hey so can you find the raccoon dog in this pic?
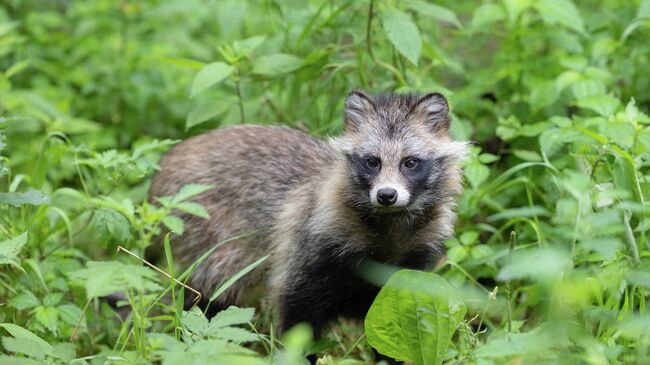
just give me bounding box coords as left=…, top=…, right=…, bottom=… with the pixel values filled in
left=150, top=91, right=467, bottom=341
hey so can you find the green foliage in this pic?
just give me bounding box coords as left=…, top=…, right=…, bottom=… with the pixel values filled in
left=365, top=270, right=466, bottom=365
left=2, top=0, right=650, bottom=364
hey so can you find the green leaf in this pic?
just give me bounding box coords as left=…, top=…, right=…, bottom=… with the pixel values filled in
left=174, top=202, right=210, bottom=219
left=382, top=8, right=422, bottom=65
left=252, top=53, right=303, bottom=76
left=69, top=261, right=161, bottom=299
left=497, top=248, right=571, bottom=282
left=470, top=3, right=506, bottom=30
left=365, top=270, right=466, bottom=365
left=210, top=255, right=270, bottom=302
left=33, top=306, right=59, bottom=335
left=209, top=307, right=255, bottom=329
left=233, top=35, right=266, bottom=56
left=162, top=215, right=185, bottom=235
left=512, top=149, right=542, bottom=162
left=9, top=291, right=39, bottom=310
left=0, top=232, right=27, bottom=268
left=0, top=323, right=53, bottom=356
left=410, top=1, right=462, bottom=28
left=576, top=94, right=621, bottom=117
left=186, top=101, right=229, bottom=130
left=190, top=62, right=234, bottom=98
left=0, top=189, right=50, bottom=207
left=1, top=337, right=47, bottom=359
left=465, top=161, right=490, bottom=189
left=171, top=184, right=215, bottom=204
left=602, top=122, right=635, bottom=149
left=534, top=0, right=585, bottom=34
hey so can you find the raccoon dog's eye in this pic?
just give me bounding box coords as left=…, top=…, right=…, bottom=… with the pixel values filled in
left=404, top=158, right=419, bottom=169
left=366, top=157, right=380, bottom=169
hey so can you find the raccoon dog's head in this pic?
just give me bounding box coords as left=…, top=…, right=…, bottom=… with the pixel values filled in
left=332, top=91, right=467, bottom=214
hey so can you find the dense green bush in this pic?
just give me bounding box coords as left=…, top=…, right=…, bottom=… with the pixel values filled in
left=2, top=0, right=650, bottom=363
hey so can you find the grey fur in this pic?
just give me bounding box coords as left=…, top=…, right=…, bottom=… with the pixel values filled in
left=149, top=91, right=468, bottom=330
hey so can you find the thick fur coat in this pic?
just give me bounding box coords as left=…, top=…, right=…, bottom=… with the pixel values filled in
left=149, top=91, right=467, bottom=337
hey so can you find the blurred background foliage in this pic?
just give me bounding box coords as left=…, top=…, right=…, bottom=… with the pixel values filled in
left=2, top=0, right=650, bottom=364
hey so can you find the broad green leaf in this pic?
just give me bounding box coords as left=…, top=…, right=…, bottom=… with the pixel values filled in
left=464, top=161, right=490, bottom=188
left=0, top=189, right=50, bottom=207
left=410, top=1, right=462, bottom=28
left=382, top=8, right=422, bottom=65
left=252, top=53, right=303, bottom=76
left=576, top=94, right=620, bottom=117
left=0, top=323, right=52, bottom=356
left=69, top=261, right=161, bottom=299
left=534, top=0, right=585, bottom=34
left=209, top=307, right=255, bottom=329
left=602, top=122, right=635, bottom=149
left=1, top=337, right=47, bottom=359
left=186, top=101, right=229, bottom=130
left=190, top=62, right=234, bottom=98
left=476, top=327, right=564, bottom=359
left=365, top=270, right=466, bottom=365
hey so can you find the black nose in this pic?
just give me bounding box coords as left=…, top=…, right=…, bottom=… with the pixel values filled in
left=377, top=188, right=398, bottom=206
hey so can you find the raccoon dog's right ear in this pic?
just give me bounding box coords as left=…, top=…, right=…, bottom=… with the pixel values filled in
left=344, top=91, right=375, bottom=133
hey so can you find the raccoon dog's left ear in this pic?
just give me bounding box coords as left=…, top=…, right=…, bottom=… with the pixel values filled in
left=411, top=92, right=450, bottom=135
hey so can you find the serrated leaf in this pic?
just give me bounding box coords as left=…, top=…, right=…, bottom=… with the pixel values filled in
left=365, top=270, right=466, bottom=365
left=0, top=189, right=50, bottom=207
left=252, top=53, right=303, bottom=76
left=602, top=122, right=635, bottom=149
left=69, top=261, right=161, bottom=299
left=210, top=307, right=255, bottom=329
left=209, top=327, right=259, bottom=343
left=534, top=0, right=585, bottom=34
left=171, top=184, right=215, bottom=204
left=174, top=202, right=210, bottom=219
left=0, top=232, right=27, bottom=265
left=163, top=215, right=185, bottom=235
left=33, top=306, right=59, bottom=335
left=190, top=62, right=234, bottom=98
left=382, top=8, right=421, bottom=65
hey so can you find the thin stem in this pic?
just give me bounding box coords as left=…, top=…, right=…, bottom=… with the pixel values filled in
left=235, top=78, right=245, bottom=124
left=366, top=0, right=375, bottom=60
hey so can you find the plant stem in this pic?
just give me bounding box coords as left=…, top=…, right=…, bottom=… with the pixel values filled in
left=366, top=0, right=375, bottom=60
left=235, top=78, right=246, bottom=124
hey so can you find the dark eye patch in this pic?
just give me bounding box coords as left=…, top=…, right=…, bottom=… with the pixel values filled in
left=347, top=153, right=380, bottom=189
left=401, top=156, right=446, bottom=197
